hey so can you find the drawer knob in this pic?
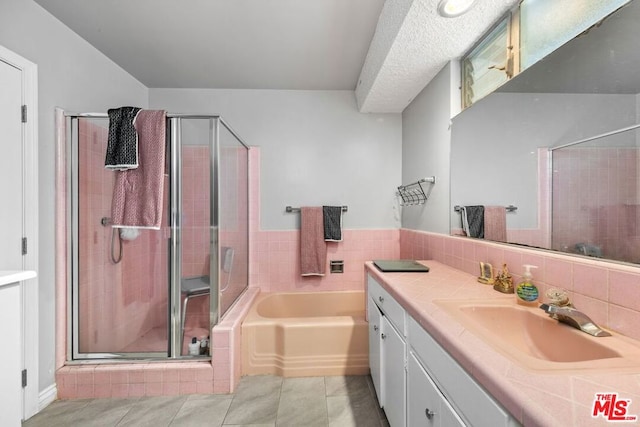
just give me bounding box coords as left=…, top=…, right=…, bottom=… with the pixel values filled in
left=378, top=296, right=384, bottom=303
left=425, top=408, right=436, bottom=419
left=381, top=333, right=386, bottom=340
left=373, top=325, right=378, bottom=331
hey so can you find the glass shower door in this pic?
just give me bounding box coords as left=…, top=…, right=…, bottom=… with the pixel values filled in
left=177, top=118, right=213, bottom=356
left=73, top=117, right=170, bottom=358
left=218, top=120, right=249, bottom=318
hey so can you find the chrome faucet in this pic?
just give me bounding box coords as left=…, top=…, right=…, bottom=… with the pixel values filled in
left=539, top=304, right=611, bottom=337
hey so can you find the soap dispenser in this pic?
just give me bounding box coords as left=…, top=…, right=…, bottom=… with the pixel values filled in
left=515, top=264, right=539, bottom=306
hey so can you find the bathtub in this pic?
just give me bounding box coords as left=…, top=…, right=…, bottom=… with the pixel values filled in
left=242, top=291, right=369, bottom=377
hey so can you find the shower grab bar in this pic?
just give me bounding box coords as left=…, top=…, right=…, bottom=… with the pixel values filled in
left=454, top=205, right=518, bottom=212
left=286, top=205, right=348, bottom=213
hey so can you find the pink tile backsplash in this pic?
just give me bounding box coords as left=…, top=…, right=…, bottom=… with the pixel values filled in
left=400, top=228, right=640, bottom=340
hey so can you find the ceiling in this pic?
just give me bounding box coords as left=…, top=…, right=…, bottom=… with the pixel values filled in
left=35, top=0, right=519, bottom=112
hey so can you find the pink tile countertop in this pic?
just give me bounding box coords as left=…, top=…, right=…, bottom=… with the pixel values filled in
left=365, top=261, right=640, bottom=427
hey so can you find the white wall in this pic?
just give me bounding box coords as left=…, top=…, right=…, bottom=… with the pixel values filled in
left=150, top=89, right=403, bottom=230
left=450, top=92, right=637, bottom=230
left=0, top=0, right=148, bottom=395
left=400, top=62, right=455, bottom=233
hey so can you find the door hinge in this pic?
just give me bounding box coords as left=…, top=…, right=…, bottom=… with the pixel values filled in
left=21, top=105, right=27, bottom=123
left=22, top=369, right=27, bottom=388
left=22, top=237, right=27, bottom=255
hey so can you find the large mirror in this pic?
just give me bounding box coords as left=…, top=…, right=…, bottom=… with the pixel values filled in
left=450, top=0, right=640, bottom=265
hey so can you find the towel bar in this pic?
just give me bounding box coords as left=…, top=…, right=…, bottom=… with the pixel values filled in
left=286, top=206, right=348, bottom=213
left=454, top=205, right=518, bottom=212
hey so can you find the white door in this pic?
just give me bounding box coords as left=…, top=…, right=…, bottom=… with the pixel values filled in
left=0, top=59, right=23, bottom=270
left=0, top=59, right=24, bottom=425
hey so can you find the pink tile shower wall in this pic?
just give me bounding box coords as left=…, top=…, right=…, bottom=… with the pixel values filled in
left=219, top=145, right=250, bottom=317
left=400, top=228, right=640, bottom=341
left=77, top=119, right=168, bottom=353
left=181, top=146, right=211, bottom=333
left=57, top=362, right=214, bottom=399
left=181, top=146, right=210, bottom=277
left=553, top=147, right=639, bottom=263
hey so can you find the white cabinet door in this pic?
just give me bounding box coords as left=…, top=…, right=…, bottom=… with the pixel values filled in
left=408, top=352, right=465, bottom=427
left=368, top=297, right=383, bottom=407
left=382, top=316, right=406, bottom=427
left=0, top=283, right=22, bottom=427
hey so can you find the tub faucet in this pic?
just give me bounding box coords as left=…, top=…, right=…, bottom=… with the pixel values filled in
left=539, top=304, right=611, bottom=337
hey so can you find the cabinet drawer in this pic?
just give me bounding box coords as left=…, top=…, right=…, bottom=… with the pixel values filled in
left=408, top=317, right=514, bottom=427
left=368, top=275, right=405, bottom=335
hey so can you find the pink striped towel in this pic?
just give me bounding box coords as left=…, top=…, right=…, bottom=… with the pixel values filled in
left=300, top=207, right=326, bottom=276
left=484, top=205, right=507, bottom=242
left=111, top=110, right=166, bottom=229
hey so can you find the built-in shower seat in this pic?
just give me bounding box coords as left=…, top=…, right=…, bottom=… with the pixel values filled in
left=180, top=275, right=210, bottom=353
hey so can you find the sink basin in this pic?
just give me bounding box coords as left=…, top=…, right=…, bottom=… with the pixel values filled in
left=435, top=298, right=640, bottom=372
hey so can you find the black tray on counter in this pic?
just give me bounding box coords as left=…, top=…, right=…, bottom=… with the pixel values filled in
left=373, top=260, right=429, bottom=273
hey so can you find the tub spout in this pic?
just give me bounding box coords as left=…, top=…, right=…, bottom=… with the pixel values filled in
left=539, top=304, right=611, bottom=337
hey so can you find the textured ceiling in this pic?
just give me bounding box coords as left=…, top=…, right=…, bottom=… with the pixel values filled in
left=356, top=0, right=520, bottom=112
left=34, top=0, right=520, bottom=113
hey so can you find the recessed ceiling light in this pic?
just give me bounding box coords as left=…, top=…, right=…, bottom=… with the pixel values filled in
left=437, top=0, right=476, bottom=17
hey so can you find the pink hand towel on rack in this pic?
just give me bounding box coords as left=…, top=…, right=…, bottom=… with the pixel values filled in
left=111, top=110, right=167, bottom=229
left=300, top=207, right=326, bottom=276
left=484, top=206, right=507, bottom=242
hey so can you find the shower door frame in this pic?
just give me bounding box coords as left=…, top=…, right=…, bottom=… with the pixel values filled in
left=66, top=113, right=249, bottom=361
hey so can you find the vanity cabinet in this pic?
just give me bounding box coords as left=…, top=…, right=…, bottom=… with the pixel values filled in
left=367, top=295, right=383, bottom=403
left=0, top=281, right=22, bottom=427
left=367, top=273, right=519, bottom=427
left=368, top=275, right=406, bottom=427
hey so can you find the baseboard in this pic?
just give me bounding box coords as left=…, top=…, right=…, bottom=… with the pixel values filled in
left=39, top=384, right=57, bottom=410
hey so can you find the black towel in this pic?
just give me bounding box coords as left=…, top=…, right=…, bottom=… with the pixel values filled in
left=323, top=206, right=343, bottom=241
left=105, top=106, right=141, bottom=170
left=461, top=205, right=484, bottom=238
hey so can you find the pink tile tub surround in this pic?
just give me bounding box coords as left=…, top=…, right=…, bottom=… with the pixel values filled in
left=400, top=228, right=640, bottom=341
left=247, top=147, right=399, bottom=292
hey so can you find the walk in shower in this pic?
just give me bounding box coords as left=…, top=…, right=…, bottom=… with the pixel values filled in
left=66, top=113, right=249, bottom=360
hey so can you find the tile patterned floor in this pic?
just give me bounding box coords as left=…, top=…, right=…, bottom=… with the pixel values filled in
left=23, top=375, right=388, bottom=427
